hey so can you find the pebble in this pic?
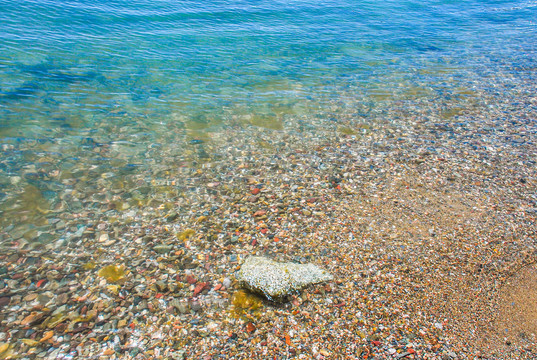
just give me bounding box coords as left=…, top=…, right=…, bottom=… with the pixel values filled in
left=153, top=245, right=173, bottom=254
left=0, top=297, right=10, bottom=308
left=190, top=301, right=201, bottom=312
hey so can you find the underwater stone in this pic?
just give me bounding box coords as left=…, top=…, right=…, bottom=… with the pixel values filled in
left=237, top=256, right=333, bottom=301
left=97, top=265, right=125, bottom=283
left=153, top=244, right=173, bottom=254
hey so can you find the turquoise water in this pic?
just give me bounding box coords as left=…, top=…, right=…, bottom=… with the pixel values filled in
left=1, top=0, right=535, bottom=133
left=0, top=0, right=536, bottom=232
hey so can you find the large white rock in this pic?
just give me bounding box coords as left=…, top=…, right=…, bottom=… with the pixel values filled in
left=237, top=256, right=333, bottom=301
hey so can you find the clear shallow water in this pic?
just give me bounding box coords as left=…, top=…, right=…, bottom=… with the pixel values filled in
left=0, top=0, right=536, bottom=233
left=1, top=0, right=535, bottom=132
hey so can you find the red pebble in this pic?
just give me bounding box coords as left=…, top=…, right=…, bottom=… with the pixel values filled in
left=246, top=322, right=256, bottom=333
left=371, top=341, right=381, bottom=346
left=251, top=188, right=260, bottom=195
left=193, top=282, right=207, bottom=296
left=260, top=228, right=268, bottom=234
left=253, top=210, right=266, bottom=217
left=186, top=275, right=197, bottom=284
left=214, top=283, right=222, bottom=291
left=36, top=279, right=47, bottom=288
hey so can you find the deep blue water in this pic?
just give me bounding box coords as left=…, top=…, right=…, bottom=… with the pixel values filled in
left=0, top=0, right=536, bottom=230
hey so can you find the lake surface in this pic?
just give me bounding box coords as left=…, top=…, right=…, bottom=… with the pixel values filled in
left=0, top=0, right=536, bottom=235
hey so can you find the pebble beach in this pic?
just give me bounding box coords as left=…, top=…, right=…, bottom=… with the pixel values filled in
left=1, top=1, right=537, bottom=359
left=1, top=70, right=536, bottom=359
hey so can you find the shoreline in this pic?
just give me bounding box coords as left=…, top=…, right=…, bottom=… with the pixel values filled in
left=1, top=88, right=536, bottom=359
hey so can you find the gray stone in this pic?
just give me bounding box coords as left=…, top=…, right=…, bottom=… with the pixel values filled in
left=236, top=256, right=333, bottom=301
left=190, top=301, right=201, bottom=312
left=37, top=232, right=55, bottom=243
left=137, top=300, right=148, bottom=311
left=37, top=294, right=51, bottom=305
left=170, top=299, right=189, bottom=314
left=153, top=245, right=173, bottom=254
left=166, top=212, right=179, bottom=222
left=153, top=281, right=167, bottom=292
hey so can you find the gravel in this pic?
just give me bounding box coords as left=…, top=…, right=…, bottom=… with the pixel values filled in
left=0, top=72, right=536, bottom=359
